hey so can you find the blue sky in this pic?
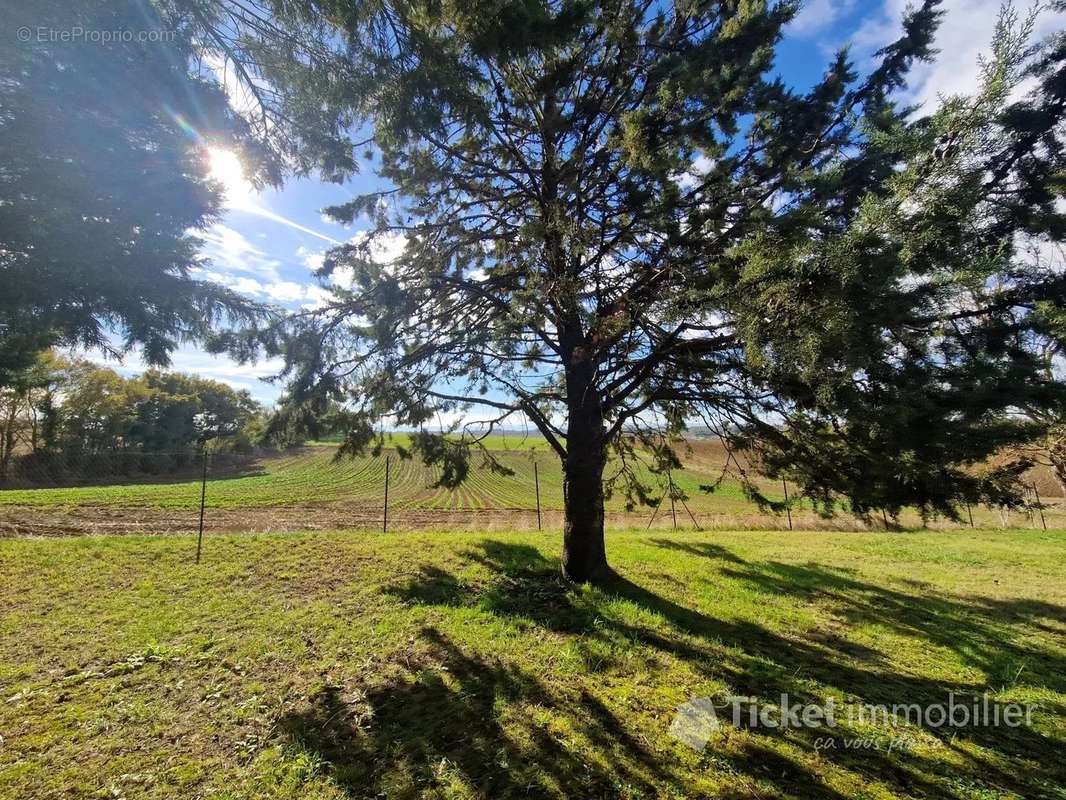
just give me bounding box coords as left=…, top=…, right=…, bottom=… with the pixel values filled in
left=90, top=0, right=1063, bottom=406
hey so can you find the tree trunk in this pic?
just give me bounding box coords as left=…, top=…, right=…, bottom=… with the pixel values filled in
left=561, top=357, right=609, bottom=583
left=0, top=404, right=17, bottom=483
left=546, top=121, right=609, bottom=581
left=562, top=443, right=608, bottom=583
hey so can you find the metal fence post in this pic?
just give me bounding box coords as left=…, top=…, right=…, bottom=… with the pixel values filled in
left=1032, top=483, right=1048, bottom=531
left=383, top=455, right=390, bottom=533
left=782, top=479, right=793, bottom=531
left=646, top=497, right=661, bottom=530
left=677, top=492, right=703, bottom=531
left=668, top=471, right=677, bottom=530
left=534, top=461, right=542, bottom=531
left=195, top=445, right=208, bottom=564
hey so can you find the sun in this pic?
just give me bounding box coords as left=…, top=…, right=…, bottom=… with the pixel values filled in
left=207, top=147, right=255, bottom=210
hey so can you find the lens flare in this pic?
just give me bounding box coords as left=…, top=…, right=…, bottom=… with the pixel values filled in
left=207, top=147, right=254, bottom=210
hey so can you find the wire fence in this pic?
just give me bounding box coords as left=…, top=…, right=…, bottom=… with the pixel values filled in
left=1, top=445, right=1064, bottom=545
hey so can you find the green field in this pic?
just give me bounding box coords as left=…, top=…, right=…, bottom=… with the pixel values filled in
left=3, top=441, right=1065, bottom=535
left=1, top=528, right=1064, bottom=799
left=0, top=444, right=760, bottom=513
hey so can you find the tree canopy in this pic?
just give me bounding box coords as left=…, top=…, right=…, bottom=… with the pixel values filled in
left=7, top=0, right=1061, bottom=579
left=0, top=0, right=268, bottom=387
left=202, top=0, right=1066, bottom=580
left=0, top=353, right=263, bottom=484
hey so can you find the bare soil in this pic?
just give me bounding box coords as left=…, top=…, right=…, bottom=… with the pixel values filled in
left=0, top=500, right=1019, bottom=537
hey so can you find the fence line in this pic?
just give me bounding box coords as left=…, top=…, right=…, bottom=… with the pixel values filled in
left=1, top=446, right=1064, bottom=541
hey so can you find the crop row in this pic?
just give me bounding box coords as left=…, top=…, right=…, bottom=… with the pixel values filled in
left=0, top=446, right=772, bottom=513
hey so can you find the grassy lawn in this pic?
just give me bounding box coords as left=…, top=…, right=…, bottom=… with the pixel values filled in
left=1, top=528, right=1064, bottom=799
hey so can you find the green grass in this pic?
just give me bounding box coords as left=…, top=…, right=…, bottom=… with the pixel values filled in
left=382, top=432, right=554, bottom=453
left=305, top=433, right=551, bottom=452
left=2, top=528, right=1064, bottom=799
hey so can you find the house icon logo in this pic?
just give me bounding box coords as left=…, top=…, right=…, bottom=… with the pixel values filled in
left=668, top=696, right=721, bottom=751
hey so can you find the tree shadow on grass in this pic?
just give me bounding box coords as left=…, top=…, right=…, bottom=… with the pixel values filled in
left=647, top=538, right=746, bottom=563
left=288, top=538, right=1066, bottom=799
left=278, top=626, right=690, bottom=798
left=717, top=559, right=1066, bottom=697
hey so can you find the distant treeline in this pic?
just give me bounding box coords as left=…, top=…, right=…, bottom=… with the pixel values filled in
left=0, top=353, right=267, bottom=484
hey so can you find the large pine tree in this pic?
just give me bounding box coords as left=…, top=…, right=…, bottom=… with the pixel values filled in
left=217, top=0, right=1065, bottom=581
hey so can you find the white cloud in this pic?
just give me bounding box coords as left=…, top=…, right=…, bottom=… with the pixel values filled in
left=297, top=232, right=407, bottom=294
left=199, top=224, right=282, bottom=281
left=264, top=281, right=306, bottom=302
left=194, top=268, right=266, bottom=297
left=850, top=1, right=1064, bottom=110
left=350, top=230, right=407, bottom=264
left=296, top=245, right=326, bottom=272
left=302, top=284, right=337, bottom=310
left=673, top=153, right=716, bottom=191
left=201, top=224, right=258, bottom=260
left=789, top=0, right=856, bottom=38
left=296, top=245, right=357, bottom=303
left=234, top=276, right=269, bottom=295
left=326, top=265, right=356, bottom=288
left=71, top=344, right=286, bottom=405
left=199, top=259, right=325, bottom=307
left=692, top=154, right=716, bottom=174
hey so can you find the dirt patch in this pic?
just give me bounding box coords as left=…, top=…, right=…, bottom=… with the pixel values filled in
left=0, top=504, right=628, bottom=536
left=0, top=501, right=967, bottom=537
